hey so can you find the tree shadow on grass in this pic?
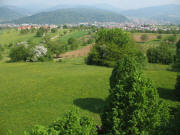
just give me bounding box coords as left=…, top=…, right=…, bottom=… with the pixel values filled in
left=73, top=98, right=105, bottom=114
left=158, top=87, right=177, bottom=101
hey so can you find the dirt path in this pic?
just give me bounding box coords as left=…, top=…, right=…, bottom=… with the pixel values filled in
left=60, top=45, right=92, bottom=58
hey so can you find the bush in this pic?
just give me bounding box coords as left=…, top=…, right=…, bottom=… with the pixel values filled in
left=0, top=44, right=4, bottom=60
left=9, top=43, right=52, bottom=62
left=141, top=34, right=148, bottom=42
left=9, top=45, right=30, bottom=62
left=26, top=108, right=97, bottom=135
left=165, top=35, right=177, bottom=44
left=157, top=35, right=162, bottom=40
left=101, top=56, right=170, bottom=135
left=86, top=28, right=143, bottom=67
left=175, top=74, right=180, bottom=101
left=175, top=40, right=180, bottom=68
left=147, top=43, right=175, bottom=64
left=0, top=53, right=2, bottom=60
left=68, top=37, right=79, bottom=50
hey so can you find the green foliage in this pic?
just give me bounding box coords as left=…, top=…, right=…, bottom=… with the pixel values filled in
left=0, top=44, right=4, bottom=60
left=165, top=35, right=177, bottom=44
left=9, top=45, right=30, bottom=62
left=51, top=28, right=57, bottom=33
left=68, top=37, right=76, bottom=45
left=20, top=29, right=29, bottom=34
left=175, top=40, right=180, bottom=67
left=101, top=56, right=170, bottom=135
left=46, top=41, right=67, bottom=56
left=86, top=28, right=141, bottom=67
left=157, top=35, right=162, bottom=40
left=68, top=37, right=79, bottom=50
left=141, top=34, right=148, bottom=42
left=26, top=108, right=97, bottom=135
left=147, top=42, right=175, bottom=64
left=36, top=27, right=46, bottom=37
left=10, top=8, right=128, bottom=24
left=175, top=74, right=180, bottom=101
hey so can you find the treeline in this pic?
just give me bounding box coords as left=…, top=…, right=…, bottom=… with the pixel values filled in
left=130, top=29, right=180, bottom=34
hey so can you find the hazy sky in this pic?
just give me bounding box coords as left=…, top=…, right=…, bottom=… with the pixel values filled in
left=0, top=0, right=180, bottom=9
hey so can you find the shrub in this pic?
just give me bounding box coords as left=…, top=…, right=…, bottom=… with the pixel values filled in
left=0, top=53, right=2, bottom=60
left=26, top=108, right=97, bottom=135
left=0, top=44, right=4, bottom=60
left=101, top=56, right=170, bottom=135
left=9, top=45, right=30, bottom=62
left=147, top=43, right=175, bottom=64
left=86, top=28, right=142, bottom=67
left=175, top=40, right=180, bottom=68
left=9, top=43, right=52, bottom=62
left=68, top=37, right=79, bottom=50
left=175, top=74, right=180, bottom=101
left=51, top=28, right=57, bottom=33
left=165, top=35, right=177, bottom=44
left=157, top=35, right=162, bottom=40
left=141, top=34, right=148, bottom=42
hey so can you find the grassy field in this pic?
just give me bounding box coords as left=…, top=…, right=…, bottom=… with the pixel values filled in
left=60, top=30, right=89, bottom=42
left=0, top=29, right=36, bottom=45
left=0, top=57, right=180, bottom=135
left=0, top=31, right=180, bottom=134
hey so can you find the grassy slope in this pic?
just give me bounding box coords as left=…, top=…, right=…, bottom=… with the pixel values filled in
left=60, top=30, right=89, bottom=42
left=0, top=29, right=36, bottom=45
left=0, top=58, right=180, bottom=135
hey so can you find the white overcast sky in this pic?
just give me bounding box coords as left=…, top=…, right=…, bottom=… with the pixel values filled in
left=0, top=0, right=180, bottom=9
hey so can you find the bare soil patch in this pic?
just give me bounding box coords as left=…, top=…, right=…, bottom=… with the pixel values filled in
left=60, top=45, right=92, bottom=58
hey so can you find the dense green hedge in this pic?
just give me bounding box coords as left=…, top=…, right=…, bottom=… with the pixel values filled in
left=147, top=43, right=175, bottom=65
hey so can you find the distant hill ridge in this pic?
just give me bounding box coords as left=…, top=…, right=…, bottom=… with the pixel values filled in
left=0, top=6, right=31, bottom=22
left=7, top=8, right=129, bottom=24
left=121, top=4, right=180, bottom=24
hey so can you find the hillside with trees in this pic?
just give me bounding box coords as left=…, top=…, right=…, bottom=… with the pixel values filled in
left=8, top=8, right=129, bottom=24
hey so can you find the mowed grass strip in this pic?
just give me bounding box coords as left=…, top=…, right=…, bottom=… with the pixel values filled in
left=0, top=58, right=180, bottom=135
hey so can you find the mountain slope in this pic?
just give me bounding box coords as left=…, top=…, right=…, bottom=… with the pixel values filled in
left=121, top=4, right=180, bottom=24
left=9, top=8, right=128, bottom=24
left=0, top=6, right=30, bottom=22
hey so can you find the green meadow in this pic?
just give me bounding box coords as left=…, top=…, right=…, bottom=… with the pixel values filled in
left=0, top=30, right=180, bottom=134
left=0, top=58, right=180, bottom=135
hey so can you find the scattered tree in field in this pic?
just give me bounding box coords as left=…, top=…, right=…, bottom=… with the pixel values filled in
left=9, top=45, right=30, bottom=62
left=68, top=37, right=79, bottom=50
left=147, top=42, right=175, bottom=64
left=165, top=35, right=177, bottom=44
left=86, top=28, right=145, bottom=67
left=26, top=108, right=97, bottom=135
left=51, top=28, right=57, bottom=33
left=68, top=37, right=76, bottom=45
left=157, top=34, right=162, bottom=40
left=101, top=56, right=170, bottom=135
left=9, top=43, right=52, bottom=62
left=140, top=34, right=148, bottom=42
left=0, top=44, right=4, bottom=60
left=36, top=27, right=46, bottom=37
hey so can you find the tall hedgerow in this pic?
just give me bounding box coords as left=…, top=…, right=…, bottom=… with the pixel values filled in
left=101, top=56, right=170, bottom=135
